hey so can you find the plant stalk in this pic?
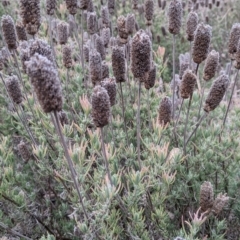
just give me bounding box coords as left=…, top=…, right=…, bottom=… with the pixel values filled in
left=137, top=81, right=142, bottom=169
left=172, top=34, right=176, bottom=119
left=197, top=80, right=206, bottom=120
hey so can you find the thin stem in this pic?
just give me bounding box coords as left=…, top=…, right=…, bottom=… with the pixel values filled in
left=189, top=41, right=192, bottom=70
left=120, top=82, right=129, bottom=145
left=172, top=34, right=176, bottom=119
left=173, top=98, right=184, bottom=145
left=53, top=111, right=89, bottom=222
left=48, top=15, right=57, bottom=63
left=137, top=81, right=142, bottom=169
left=147, top=90, right=151, bottom=129
left=222, top=69, right=239, bottom=128
left=197, top=80, right=206, bottom=120
left=110, top=113, right=115, bottom=143
left=195, top=63, right=199, bottom=75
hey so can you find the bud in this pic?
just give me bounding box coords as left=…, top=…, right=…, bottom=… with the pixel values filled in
left=192, top=23, right=212, bottom=64
left=65, top=0, right=78, bottom=15
left=18, top=141, right=31, bottom=161
left=145, top=0, right=154, bottom=26
left=228, top=23, right=240, bottom=59
left=5, top=75, right=23, bottom=105
left=200, top=181, right=214, bottom=212
left=57, top=21, right=69, bottom=45
left=87, top=12, right=98, bottom=35
left=180, top=69, right=197, bottom=99
left=96, top=35, right=106, bottom=60
left=87, top=0, right=94, bottom=12
left=62, top=45, right=72, bottom=68
left=19, top=41, right=30, bottom=73
left=186, top=11, right=198, bottom=41
left=108, top=0, right=115, bottom=15
left=117, top=16, right=128, bottom=44
left=161, top=26, right=167, bottom=36
left=158, top=97, right=172, bottom=126
left=16, top=21, right=28, bottom=42
left=102, top=61, right=109, bottom=80
left=83, top=41, right=90, bottom=62
left=203, top=50, right=219, bottom=81
left=1, top=15, right=17, bottom=50
left=126, top=14, right=135, bottom=35
left=26, top=53, right=63, bottom=113
left=59, top=111, right=69, bottom=126
left=79, top=0, right=88, bottom=10
left=168, top=0, right=182, bottom=35
left=46, top=0, right=57, bottom=15
left=89, top=50, right=102, bottom=85
left=92, top=86, right=110, bottom=128
left=101, top=6, right=110, bottom=27
left=212, top=193, right=229, bottom=215
left=204, top=74, right=229, bottom=112
left=102, top=27, right=111, bottom=47
left=144, top=65, right=156, bottom=90
left=19, top=0, right=41, bottom=35
left=101, top=78, right=117, bottom=106
left=131, top=30, right=151, bottom=79
left=112, top=46, right=126, bottom=83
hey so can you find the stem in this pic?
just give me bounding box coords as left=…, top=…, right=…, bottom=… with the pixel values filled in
left=173, top=98, right=184, bottom=145
left=147, top=90, right=151, bottom=129
left=120, top=82, right=129, bottom=145
left=48, top=15, right=57, bottom=63
left=197, top=80, right=206, bottom=120
left=172, top=34, right=176, bottom=119
left=175, top=99, right=184, bottom=127
left=189, top=41, right=192, bottom=70
left=110, top=113, right=115, bottom=143
left=195, top=63, right=199, bottom=75
left=137, top=81, right=142, bottom=169
left=53, top=111, right=89, bottom=222
left=222, top=69, right=239, bottom=128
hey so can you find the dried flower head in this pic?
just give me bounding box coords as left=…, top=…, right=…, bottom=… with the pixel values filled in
left=204, top=74, right=229, bottom=112
left=117, top=15, right=128, bottom=44
left=112, top=46, right=126, bottom=83
left=126, top=14, right=135, bottom=35
left=87, top=12, right=98, bottom=35
left=19, top=41, right=30, bottom=73
left=5, top=75, right=23, bottom=104
left=1, top=15, right=17, bottom=50
left=161, top=26, right=167, bottom=36
left=57, top=21, right=69, bottom=45
left=16, top=21, right=28, bottom=41
left=131, top=30, right=151, bottom=79
left=96, top=35, right=106, bottom=60
left=200, top=181, right=214, bottom=212
left=179, top=53, right=190, bottom=80
left=62, top=45, right=72, bottom=68
left=186, top=11, right=198, bottom=41
left=79, top=0, right=88, bottom=10
left=132, top=0, right=138, bottom=10
left=168, top=0, right=182, bottom=35
left=46, top=0, right=57, bottom=15
left=83, top=42, right=90, bottom=62
left=102, top=61, right=109, bottom=80
left=158, top=97, right=172, bottom=126
left=108, top=0, right=115, bottom=15
left=18, top=141, right=31, bottom=161
left=101, top=78, right=117, bottom=106
left=192, top=23, right=212, bottom=64
left=102, top=27, right=111, bottom=47
left=19, top=0, right=41, bottom=35
left=180, top=69, right=197, bottom=99
left=89, top=50, right=102, bottom=85
left=92, top=85, right=110, bottom=127
left=212, top=193, right=229, bottom=215
left=228, top=23, right=240, bottom=59
left=101, top=6, right=110, bottom=27
left=65, top=0, right=78, bottom=15
left=59, top=111, right=69, bottom=126
left=26, top=53, right=63, bottom=113
left=203, top=50, right=219, bottom=81
left=234, top=40, right=240, bottom=69
left=144, top=65, right=156, bottom=89
left=145, top=0, right=154, bottom=26
left=87, top=0, right=94, bottom=12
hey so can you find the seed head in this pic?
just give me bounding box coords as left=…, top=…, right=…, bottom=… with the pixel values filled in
left=46, top=0, right=57, bottom=15
left=212, top=193, right=229, bottom=215
left=203, top=50, right=219, bottom=81
left=19, top=0, right=41, bottom=35
left=131, top=30, right=152, bottom=79
left=228, top=23, right=240, bottom=59
left=96, top=35, right=106, bottom=60
left=126, top=14, right=135, bottom=35
left=132, top=0, right=138, bottom=10
left=83, top=42, right=90, bottom=62
left=65, top=0, right=78, bottom=15
left=79, top=0, right=88, bottom=10
left=102, top=27, right=111, bottom=47
left=87, top=0, right=94, bottom=12
left=101, top=78, right=117, bottom=106
left=59, top=111, right=69, bottom=126
left=200, top=181, right=214, bottom=212
left=179, top=53, right=190, bottom=80
left=192, top=23, right=212, bottom=64
left=1, top=15, right=17, bottom=50
left=5, top=75, right=23, bottom=105
left=16, top=21, right=28, bottom=41
left=144, top=65, right=156, bottom=90
left=26, top=53, right=63, bottom=113
left=101, top=6, right=110, bottom=27
left=117, top=16, right=128, bottom=44
left=234, top=40, right=240, bottom=69
left=112, top=46, right=126, bottom=83
left=57, top=21, right=69, bottom=45
left=87, top=12, right=98, bottom=35
left=102, top=61, right=109, bottom=80
left=168, top=0, right=182, bottom=35
left=62, top=45, right=72, bottom=68
left=186, top=11, right=198, bottom=41
left=19, top=41, right=30, bottom=73
left=180, top=69, right=197, bottom=99
left=18, top=141, right=31, bottom=161
left=145, top=0, right=154, bottom=26
left=108, top=0, right=115, bottom=15
left=158, top=97, right=172, bottom=126
left=204, top=74, right=229, bottom=112
left=92, top=85, right=110, bottom=128
left=89, top=50, right=102, bottom=85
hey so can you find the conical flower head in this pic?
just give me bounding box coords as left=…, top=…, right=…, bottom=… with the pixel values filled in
left=117, top=16, right=128, bottom=44
left=108, top=0, right=115, bottom=15
left=102, top=61, right=109, bottom=80
left=158, top=97, right=172, bottom=126
left=112, top=46, right=126, bottom=83
left=200, top=181, right=214, bottom=212
left=46, top=0, right=57, bottom=15
left=92, top=85, right=110, bottom=128
left=62, top=45, right=72, bottom=68
left=203, top=50, right=219, bottom=81
left=102, top=27, right=111, bottom=47
left=179, top=53, right=190, bottom=80
left=234, top=40, right=240, bottom=69
left=228, top=23, right=240, bottom=59
left=180, top=69, right=197, bottom=99
left=89, top=50, right=102, bottom=85
left=83, top=42, right=90, bottom=62
left=101, top=78, right=117, bottom=106
left=131, top=29, right=151, bottom=79
left=79, top=0, right=88, bottom=10
left=87, top=12, right=98, bottom=35
left=96, top=35, right=106, bottom=60
left=168, top=0, right=182, bottom=35
left=212, top=193, right=229, bottom=215
left=16, top=21, right=28, bottom=42
left=19, top=41, right=30, bottom=74
left=5, top=75, right=23, bottom=104
left=65, top=0, right=78, bottom=15
left=26, top=53, right=63, bottom=113
left=145, top=0, right=154, bottom=26
left=101, top=6, right=110, bottom=27
left=186, top=11, right=198, bottom=41
left=18, top=141, right=31, bottom=161
left=126, top=14, right=135, bottom=35
left=204, top=74, right=229, bottom=112
left=57, top=21, right=69, bottom=45
left=192, top=23, right=212, bottom=64
left=144, top=65, right=156, bottom=90
left=1, top=15, right=17, bottom=50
